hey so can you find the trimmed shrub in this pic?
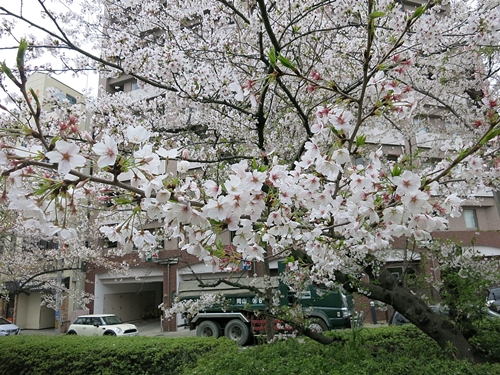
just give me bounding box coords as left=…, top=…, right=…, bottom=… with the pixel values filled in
left=187, top=326, right=500, bottom=375
left=0, top=335, right=233, bottom=375
left=2, top=326, right=500, bottom=375
left=470, top=317, right=500, bottom=362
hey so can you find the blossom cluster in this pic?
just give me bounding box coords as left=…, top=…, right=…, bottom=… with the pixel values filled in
left=0, top=0, right=499, bottom=293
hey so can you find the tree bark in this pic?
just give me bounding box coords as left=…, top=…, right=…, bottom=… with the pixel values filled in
left=336, top=269, right=479, bottom=363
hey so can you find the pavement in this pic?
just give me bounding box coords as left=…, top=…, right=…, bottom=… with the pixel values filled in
left=20, top=319, right=197, bottom=338
left=20, top=319, right=388, bottom=337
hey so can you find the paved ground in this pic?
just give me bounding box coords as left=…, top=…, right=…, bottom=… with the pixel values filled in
left=21, top=319, right=197, bottom=338
left=21, top=319, right=386, bottom=337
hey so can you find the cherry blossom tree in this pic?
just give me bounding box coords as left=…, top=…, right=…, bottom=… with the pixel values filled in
left=1, top=0, right=500, bottom=362
left=0, top=206, right=102, bottom=311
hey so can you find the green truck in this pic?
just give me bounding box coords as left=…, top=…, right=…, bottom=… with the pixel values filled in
left=177, top=272, right=358, bottom=345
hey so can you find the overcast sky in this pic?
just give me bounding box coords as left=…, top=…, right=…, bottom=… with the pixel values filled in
left=1, top=0, right=99, bottom=98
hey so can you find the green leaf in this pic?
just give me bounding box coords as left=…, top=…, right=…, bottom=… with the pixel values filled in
left=356, top=135, right=366, bottom=147
left=369, top=11, right=385, bottom=19
left=216, top=237, right=224, bottom=252
left=16, top=39, right=28, bottom=71
left=479, top=126, right=500, bottom=146
left=29, top=88, right=41, bottom=110
left=268, top=46, right=277, bottom=67
left=114, top=197, right=134, bottom=205
left=391, top=164, right=402, bottom=177
left=457, top=147, right=470, bottom=160
left=412, top=5, right=426, bottom=19
left=1, top=62, right=16, bottom=82
left=33, top=184, right=53, bottom=196
left=277, top=55, right=296, bottom=71
left=329, top=126, right=339, bottom=136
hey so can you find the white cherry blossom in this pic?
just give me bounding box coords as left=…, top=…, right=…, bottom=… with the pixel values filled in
left=126, top=125, right=150, bottom=144
left=46, top=140, right=86, bottom=175
left=93, top=135, right=118, bottom=168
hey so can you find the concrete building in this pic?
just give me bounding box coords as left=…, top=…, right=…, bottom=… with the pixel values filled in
left=27, top=72, right=84, bottom=108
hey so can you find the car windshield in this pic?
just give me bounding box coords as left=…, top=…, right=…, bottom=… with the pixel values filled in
left=0, top=318, right=11, bottom=325
left=102, top=316, right=123, bottom=325
left=488, top=288, right=500, bottom=301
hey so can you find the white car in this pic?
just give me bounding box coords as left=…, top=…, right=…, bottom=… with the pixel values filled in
left=0, top=317, right=21, bottom=336
left=67, top=314, right=138, bottom=336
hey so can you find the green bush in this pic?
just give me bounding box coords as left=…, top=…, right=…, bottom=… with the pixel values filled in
left=187, top=327, right=500, bottom=375
left=0, top=335, right=233, bottom=375
left=2, top=327, right=500, bottom=375
left=470, top=317, right=500, bottom=362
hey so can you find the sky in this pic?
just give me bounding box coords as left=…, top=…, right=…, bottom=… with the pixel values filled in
left=1, top=0, right=99, bottom=98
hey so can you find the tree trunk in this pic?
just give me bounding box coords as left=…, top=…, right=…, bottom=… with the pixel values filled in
left=265, top=287, right=275, bottom=342
left=337, top=269, right=479, bottom=363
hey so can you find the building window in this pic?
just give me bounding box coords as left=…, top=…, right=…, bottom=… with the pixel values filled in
left=66, top=94, right=77, bottom=105
left=113, top=84, right=124, bottom=92
left=463, top=209, right=478, bottom=230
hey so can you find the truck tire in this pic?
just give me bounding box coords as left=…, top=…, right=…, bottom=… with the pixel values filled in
left=224, top=319, right=250, bottom=345
left=308, top=318, right=328, bottom=334
left=196, top=320, right=221, bottom=338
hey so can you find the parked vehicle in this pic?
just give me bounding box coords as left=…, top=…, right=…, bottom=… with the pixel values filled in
left=389, top=306, right=447, bottom=325
left=0, top=317, right=20, bottom=336
left=178, top=264, right=359, bottom=345
left=487, top=287, right=500, bottom=313
left=66, top=314, right=138, bottom=336
left=389, top=305, right=500, bottom=325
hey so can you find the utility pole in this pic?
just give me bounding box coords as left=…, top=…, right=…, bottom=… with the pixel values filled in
left=159, top=257, right=179, bottom=332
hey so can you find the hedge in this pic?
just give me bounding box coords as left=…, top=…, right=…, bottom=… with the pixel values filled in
left=1, top=325, right=500, bottom=375
left=0, top=335, right=233, bottom=375
left=189, top=326, right=500, bottom=375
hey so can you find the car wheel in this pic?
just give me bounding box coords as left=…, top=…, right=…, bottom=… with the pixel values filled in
left=308, top=318, right=328, bottom=334
left=103, top=331, right=117, bottom=336
left=196, top=320, right=221, bottom=339
left=224, top=319, right=250, bottom=346
left=67, top=331, right=77, bottom=335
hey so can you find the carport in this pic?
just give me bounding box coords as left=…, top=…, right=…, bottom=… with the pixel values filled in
left=93, top=267, right=163, bottom=322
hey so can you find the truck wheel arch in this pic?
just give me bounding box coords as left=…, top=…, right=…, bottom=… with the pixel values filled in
left=307, top=317, right=329, bottom=334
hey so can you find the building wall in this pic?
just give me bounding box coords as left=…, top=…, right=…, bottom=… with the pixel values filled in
left=103, top=291, right=157, bottom=322
left=447, top=197, right=500, bottom=232
left=15, top=294, right=29, bottom=328
left=27, top=72, right=84, bottom=109
left=15, top=292, right=55, bottom=329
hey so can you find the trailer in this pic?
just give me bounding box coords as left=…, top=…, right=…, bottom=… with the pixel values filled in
left=177, top=275, right=356, bottom=345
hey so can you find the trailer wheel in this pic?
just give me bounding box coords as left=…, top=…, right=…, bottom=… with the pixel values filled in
left=308, top=318, right=328, bottom=334
left=224, top=319, right=250, bottom=345
left=196, top=320, right=221, bottom=338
